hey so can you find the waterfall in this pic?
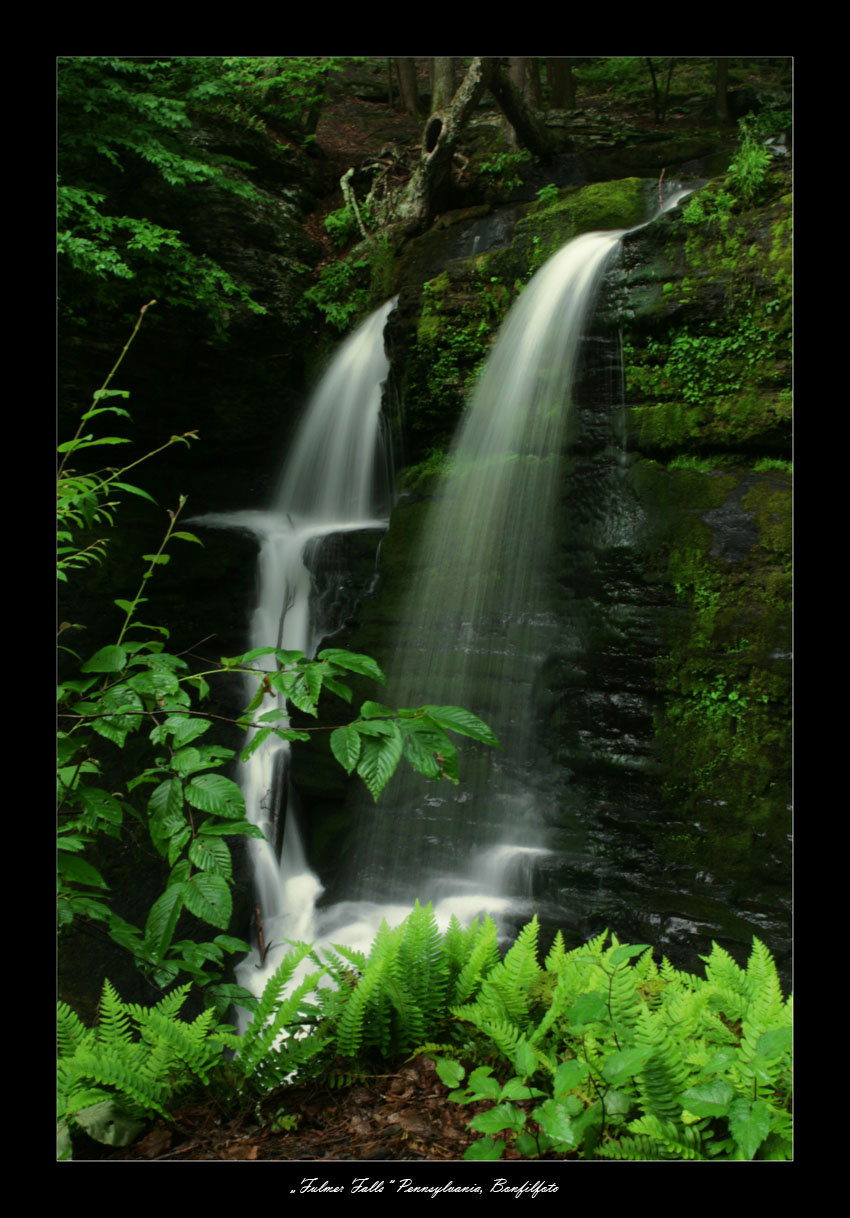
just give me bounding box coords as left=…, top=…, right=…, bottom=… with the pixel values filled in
left=200, top=187, right=696, bottom=997
left=338, top=231, right=624, bottom=919
left=192, top=298, right=397, bottom=1002
left=330, top=188, right=693, bottom=937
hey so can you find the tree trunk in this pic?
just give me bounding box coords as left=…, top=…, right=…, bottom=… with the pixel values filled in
left=483, top=58, right=553, bottom=157
left=546, top=58, right=575, bottom=109
left=525, top=59, right=542, bottom=109
left=430, top=57, right=456, bottom=114
left=715, top=57, right=731, bottom=122
left=395, top=58, right=420, bottom=116
left=396, top=57, right=489, bottom=228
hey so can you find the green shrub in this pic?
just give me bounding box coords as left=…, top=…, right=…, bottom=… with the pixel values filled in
left=725, top=119, right=772, bottom=204
left=57, top=979, right=229, bottom=1159
left=440, top=925, right=792, bottom=1161
left=479, top=150, right=532, bottom=192
left=535, top=183, right=559, bottom=208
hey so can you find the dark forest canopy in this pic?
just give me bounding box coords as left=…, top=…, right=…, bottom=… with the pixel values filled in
left=57, top=56, right=791, bottom=335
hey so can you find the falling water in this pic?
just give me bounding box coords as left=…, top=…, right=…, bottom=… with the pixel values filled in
left=204, top=188, right=696, bottom=997
left=333, top=188, right=693, bottom=932
left=337, top=231, right=623, bottom=919
left=192, top=298, right=397, bottom=1001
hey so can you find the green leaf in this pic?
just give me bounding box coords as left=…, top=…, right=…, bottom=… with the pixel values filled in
left=182, top=872, right=232, bottom=930
left=80, top=644, right=127, bottom=673
left=189, top=835, right=233, bottom=879
left=360, top=701, right=396, bottom=718
left=323, top=676, right=352, bottom=703
left=71, top=1099, right=145, bottom=1148
left=467, top=1103, right=526, bottom=1135
left=58, top=854, right=109, bottom=890
left=169, top=716, right=213, bottom=747
left=680, top=1080, right=735, bottom=1117
left=111, top=481, right=157, bottom=503
left=467, top=1067, right=500, bottom=1099
left=317, top=648, right=385, bottom=683
left=421, top=705, right=499, bottom=747
left=533, top=1099, right=581, bottom=1150
left=330, top=725, right=361, bottom=774
left=513, top=1040, right=538, bottom=1080
left=567, top=992, right=608, bottom=1027
left=601, top=1047, right=648, bottom=1085
left=240, top=728, right=273, bottom=761
left=356, top=725, right=403, bottom=800
left=57, top=436, right=131, bottom=452
left=144, top=882, right=186, bottom=960
left=213, top=935, right=251, bottom=954
left=500, top=1077, right=545, bottom=1101
left=435, top=1058, right=465, bottom=1089
left=199, top=821, right=266, bottom=839
left=757, top=1027, right=792, bottom=1058
left=609, top=943, right=651, bottom=966
left=172, top=531, right=203, bottom=545
left=148, top=777, right=184, bottom=823
left=185, top=774, right=246, bottom=819
left=553, top=1059, right=590, bottom=1097
left=400, top=726, right=444, bottom=780
left=728, top=1098, right=771, bottom=1160
left=463, top=1136, right=504, bottom=1161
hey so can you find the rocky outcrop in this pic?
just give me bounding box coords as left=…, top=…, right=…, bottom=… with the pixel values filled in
left=294, top=163, right=792, bottom=978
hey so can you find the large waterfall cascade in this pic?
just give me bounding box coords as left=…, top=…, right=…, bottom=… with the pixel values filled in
left=217, top=187, right=693, bottom=998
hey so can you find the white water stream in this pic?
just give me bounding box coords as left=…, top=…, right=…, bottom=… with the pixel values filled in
left=200, top=186, right=693, bottom=1008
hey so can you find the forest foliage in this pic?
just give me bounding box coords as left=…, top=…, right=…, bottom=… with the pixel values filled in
left=57, top=57, right=348, bottom=328
left=57, top=57, right=792, bottom=1161
left=58, top=306, right=498, bottom=1012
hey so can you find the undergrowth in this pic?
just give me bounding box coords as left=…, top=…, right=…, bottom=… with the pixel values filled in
left=58, top=908, right=792, bottom=1161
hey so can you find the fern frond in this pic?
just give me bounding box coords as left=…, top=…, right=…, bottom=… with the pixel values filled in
left=245, top=942, right=321, bottom=1035
left=450, top=917, right=500, bottom=1005
left=528, top=972, right=574, bottom=1047
left=406, top=1042, right=460, bottom=1062
left=449, top=1001, right=526, bottom=1063
left=326, top=942, right=368, bottom=974
left=633, top=1007, right=691, bottom=1121
left=627, top=1113, right=706, bottom=1160
left=396, top=901, right=449, bottom=1030
left=64, top=1046, right=168, bottom=1117
left=544, top=929, right=566, bottom=973
left=96, top=978, right=135, bottom=1050
left=58, top=1002, right=91, bottom=1060
left=336, top=956, right=389, bottom=1058
left=475, top=916, right=541, bottom=1026
left=239, top=970, right=327, bottom=1073
left=138, top=1007, right=220, bottom=1084
left=596, top=1133, right=672, bottom=1160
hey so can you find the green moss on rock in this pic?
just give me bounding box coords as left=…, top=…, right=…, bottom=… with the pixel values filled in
left=622, top=169, right=792, bottom=455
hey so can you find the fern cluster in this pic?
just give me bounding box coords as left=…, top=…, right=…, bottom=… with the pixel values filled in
left=212, top=942, right=333, bottom=1094
left=58, top=917, right=791, bottom=1162
left=441, top=927, right=792, bottom=1161
left=294, top=903, right=499, bottom=1065
left=57, top=979, right=227, bottom=1159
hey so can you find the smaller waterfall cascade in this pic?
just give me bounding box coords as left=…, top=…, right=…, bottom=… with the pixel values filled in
left=193, top=299, right=397, bottom=1003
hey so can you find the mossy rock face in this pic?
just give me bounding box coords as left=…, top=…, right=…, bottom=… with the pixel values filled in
left=293, top=166, right=792, bottom=961
left=618, top=161, right=792, bottom=454
left=629, top=460, right=791, bottom=872
left=395, top=177, right=652, bottom=462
